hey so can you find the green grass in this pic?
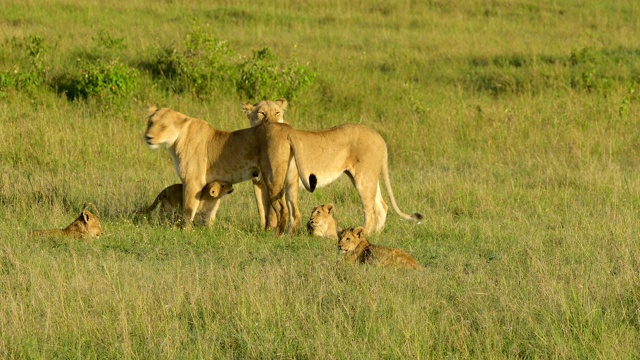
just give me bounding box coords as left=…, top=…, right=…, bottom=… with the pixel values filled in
left=2, top=0, right=640, bottom=358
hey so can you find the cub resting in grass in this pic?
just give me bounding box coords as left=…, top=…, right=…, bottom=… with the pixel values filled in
left=31, top=210, right=103, bottom=239
left=144, top=180, right=234, bottom=225
left=306, top=203, right=341, bottom=240
left=338, top=226, right=423, bottom=269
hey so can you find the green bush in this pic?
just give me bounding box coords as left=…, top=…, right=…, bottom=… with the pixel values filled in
left=151, top=23, right=236, bottom=96
left=237, top=47, right=316, bottom=100
left=0, top=35, right=48, bottom=93
left=53, top=31, right=139, bottom=102
left=147, top=24, right=316, bottom=100
left=76, top=59, right=139, bottom=100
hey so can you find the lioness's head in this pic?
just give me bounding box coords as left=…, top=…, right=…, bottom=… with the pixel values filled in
left=307, top=203, right=336, bottom=233
left=204, top=180, right=234, bottom=199
left=338, top=226, right=368, bottom=253
left=144, top=106, right=191, bottom=149
left=79, top=210, right=103, bottom=238
left=241, top=99, right=288, bottom=127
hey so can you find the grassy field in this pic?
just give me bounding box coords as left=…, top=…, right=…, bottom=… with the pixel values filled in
left=2, top=0, right=640, bottom=358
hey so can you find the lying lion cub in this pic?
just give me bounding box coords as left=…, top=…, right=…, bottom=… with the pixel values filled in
left=338, top=227, right=423, bottom=269
left=307, top=203, right=341, bottom=240
left=144, top=180, right=234, bottom=225
left=31, top=209, right=103, bottom=239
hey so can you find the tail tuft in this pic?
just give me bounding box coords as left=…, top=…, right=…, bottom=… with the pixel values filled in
left=411, top=212, right=424, bottom=221
left=309, top=174, right=317, bottom=192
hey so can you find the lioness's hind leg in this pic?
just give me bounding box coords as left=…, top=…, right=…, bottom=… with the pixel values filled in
left=357, top=185, right=379, bottom=235
left=285, top=163, right=301, bottom=234
left=373, top=184, right=388, bottom=234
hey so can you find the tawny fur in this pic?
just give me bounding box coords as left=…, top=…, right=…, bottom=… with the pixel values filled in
left=144, top=180, right=234, bottom=225
left=306, top=203, right=341, bottom=240
left=338, top=227, right=423, bottom=269
left=241, top=99, right=301, bottom=233
left=31, top=210, right=103, bottom=239
left=144, top=106, right=309, bottom=234
left=243, top=99, right=423, bottom=235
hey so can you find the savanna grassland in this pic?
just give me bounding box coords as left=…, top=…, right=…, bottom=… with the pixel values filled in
left=1, top=0, right=640, bottom=358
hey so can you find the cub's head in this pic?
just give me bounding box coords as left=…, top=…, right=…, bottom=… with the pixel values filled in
left=338, top=226, right=368, bottom=253
left=241, top=99, right=288, bottom=127
left=204, top=180, right=234, bottom=199
left=307, top=203, right=337, bottom=235
left=144, top=106, right=191, bottom=149
left=79, top=210, right=103, bottom=238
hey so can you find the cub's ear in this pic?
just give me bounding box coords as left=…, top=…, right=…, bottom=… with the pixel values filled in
left=275, top=98, right=288, bottom=110
left=208, top=182, right=222, bottom=198
left=147, top=105, right=158, bottom=115
left=81, top=210, right=91, bottom=223
left=353, top=226, right=365, bottom=239
left=325, top=203, right=335, bottom=214
left=241, top=103, right=254, bottom=116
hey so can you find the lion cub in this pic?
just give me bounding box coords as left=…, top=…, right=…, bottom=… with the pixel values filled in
left=31, top=210, right=103, bottom=239
left=307, top=203, right=341, bottom=240
left=338, top=227, right=423, bottom=269
left=144, top=181, right=234, bottom=223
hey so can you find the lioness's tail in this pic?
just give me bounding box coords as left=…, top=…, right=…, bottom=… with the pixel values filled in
left=381, top=149, right=423, bottom=223
left=288, top=132, right=317, bottom=192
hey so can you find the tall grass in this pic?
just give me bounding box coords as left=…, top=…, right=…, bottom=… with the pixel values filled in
left=1, top=0, right=640, bottom=358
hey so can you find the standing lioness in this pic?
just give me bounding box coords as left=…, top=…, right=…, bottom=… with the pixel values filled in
left=242, top=99, right=423, bottom=235
left=242, top=99, right=301, bottom=233
left=144, top=106, right=307, bottom=234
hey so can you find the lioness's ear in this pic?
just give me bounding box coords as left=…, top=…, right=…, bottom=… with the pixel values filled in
left=353, top=226, right=365, bottom=239
left=209, top=182, right=222, bottom=198
left=147, top=105, right=158, bottom=115
left=241, top=103, right=254, bottom=116
left=275, top=98, right=288, bottom=110
left=326, top=203, right=335, bottom=214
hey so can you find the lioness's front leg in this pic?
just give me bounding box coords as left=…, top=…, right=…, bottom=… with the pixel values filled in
left=182, top=183, right=202, bottom=230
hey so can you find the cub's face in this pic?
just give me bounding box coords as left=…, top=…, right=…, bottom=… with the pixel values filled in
left=307, top=203, right=335, bottom=233
left=338, top=227, right=366, bottom=253
left=81, top=210, right=103, bottom=238
left=242, top=99, right=288, bottom=127
left=144, top=107, right=189, bottom=149
left=205, top=180, right=235, bottom=199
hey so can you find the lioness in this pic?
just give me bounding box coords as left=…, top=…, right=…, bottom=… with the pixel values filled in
left=144, top=180, right=234, bottom=225
left=242, top=99, right=301, bottom=233
left=242, top=99, right=423, bottom=235
left=338, top=227, right=423, bottom=269
left=306, top=203, right=340, bottom=240
left=144, top=106, right=306, bottom=234
left=31, top=210, right=103, bottom=239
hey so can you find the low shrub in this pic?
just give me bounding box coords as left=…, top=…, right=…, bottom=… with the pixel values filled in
left=0, top=35, right=48, bottom=93
left=237, top=47, right=316, bottom=101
